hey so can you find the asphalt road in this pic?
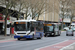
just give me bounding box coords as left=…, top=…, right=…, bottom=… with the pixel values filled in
left=0, top=31, right=75, bottom=50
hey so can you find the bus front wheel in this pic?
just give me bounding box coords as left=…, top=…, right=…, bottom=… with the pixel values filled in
left=17, top=38, right=21, bottom=40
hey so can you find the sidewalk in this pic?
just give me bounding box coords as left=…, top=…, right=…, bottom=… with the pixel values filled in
left=0, top=35, right=15, bottom=41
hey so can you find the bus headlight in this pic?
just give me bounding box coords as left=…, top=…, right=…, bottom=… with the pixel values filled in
left=15, top=34, right=16, bottom=35
left=27, top=33, right=30, bottom=35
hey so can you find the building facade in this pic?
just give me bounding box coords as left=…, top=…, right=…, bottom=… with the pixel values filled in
left=37, top=0, right=60, bottom=23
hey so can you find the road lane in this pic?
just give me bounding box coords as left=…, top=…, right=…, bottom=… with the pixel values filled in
left=0, top=31, right=75, bottom=50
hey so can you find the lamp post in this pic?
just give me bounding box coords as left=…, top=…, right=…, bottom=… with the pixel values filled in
left=43, top=0, right=46, bottom=23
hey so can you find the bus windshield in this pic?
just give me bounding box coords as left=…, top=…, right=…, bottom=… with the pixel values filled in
left=44, top=26, right=54, bottom=32
left=15, top=24, right=26, bottom=31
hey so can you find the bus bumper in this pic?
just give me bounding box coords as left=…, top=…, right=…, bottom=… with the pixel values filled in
left=14, top=35, right=33, bottom=38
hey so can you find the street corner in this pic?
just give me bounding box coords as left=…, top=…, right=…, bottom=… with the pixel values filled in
left=35, top=40, right=75, bottom=50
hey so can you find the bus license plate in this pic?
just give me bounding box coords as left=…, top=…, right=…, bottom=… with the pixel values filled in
left=20, top=36, right=23, bottom=37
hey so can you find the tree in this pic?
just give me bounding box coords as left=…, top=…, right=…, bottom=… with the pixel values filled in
left=68, top=0, right=75, bottom=28
left=22, top=0, right=31, bottom=19
left=14, top=0, right=25, bottom=20
left=51, top=0, right=60, bottom=22
left=28, top=0, right=52, bottom=20
left=59, top=0, right=75, bottom=29
left=0, top=0, right=16, bottom=36
left=15, top=0, right=53, bottom=20
left=58, top=0, right=71, bottom=29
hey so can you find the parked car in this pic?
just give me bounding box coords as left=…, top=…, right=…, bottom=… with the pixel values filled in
left=72, top=27, right=75, bottom=31
left=71, top=23, right=75, bottom=27
left=64, top=27, right=69, bottom=31
left=68, top=26, right=73, bottom=29
left=66, top=29, right=74, bottom=36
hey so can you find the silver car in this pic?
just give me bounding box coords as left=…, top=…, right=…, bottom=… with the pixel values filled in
left=66, top=29, right=74, bottom=36
left=72, top=27, right=75, bottom=31
left=64, top=27, right=69, bottom=31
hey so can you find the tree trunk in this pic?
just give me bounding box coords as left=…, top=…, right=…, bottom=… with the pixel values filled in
left=4, top=17, right=7, bottom=36
left=25, top=16, right=27, bottom=19
left=17, top=14, right=20, bottom=20
left=25, top=14, right=27, bottom=19
left=36, top=13, right=40, bottom=20
left=61, top=18, right=63, bottom=30
left=17, top=17, right=19, bottom=20
left=70, top=18, right=72, bottom=28
left=37, top=15, right=39, bottom=20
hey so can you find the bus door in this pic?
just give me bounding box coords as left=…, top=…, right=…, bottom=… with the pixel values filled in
left=54, top=24, right=60, bottom=35
left=31, top=22, right=43, bottom=37
left=31, top=22, right=37, bottom=37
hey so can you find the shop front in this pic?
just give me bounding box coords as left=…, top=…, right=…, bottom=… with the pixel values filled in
left=0, top=14, right=10, bottom=35
left=0, top=14, right=4, bottom=35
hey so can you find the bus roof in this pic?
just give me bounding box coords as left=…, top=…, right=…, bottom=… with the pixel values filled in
left=14, top=20, right=36, bottom=22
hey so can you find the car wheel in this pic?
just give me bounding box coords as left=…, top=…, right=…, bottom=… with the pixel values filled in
left=17, top=38, right=21, bottom=40
left=72, top=34, right=74, bottom=36
left=66, top=34, right=68, bottom=36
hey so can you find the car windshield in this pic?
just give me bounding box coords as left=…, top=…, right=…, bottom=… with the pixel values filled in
left=64, top=27, right=68, bottom=28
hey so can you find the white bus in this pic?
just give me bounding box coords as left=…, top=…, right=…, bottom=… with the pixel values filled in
left=14, top=20, right=44, bottom=40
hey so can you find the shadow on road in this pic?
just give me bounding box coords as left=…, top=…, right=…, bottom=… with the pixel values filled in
left=17, top=38, right=42, bottom=41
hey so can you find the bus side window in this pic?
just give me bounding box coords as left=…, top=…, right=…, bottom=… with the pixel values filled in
left=31, top=27, right=34, bottom=31
left=36, top=22, right=43, bottom=31
left=27, top=22, right=30, bottom=30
